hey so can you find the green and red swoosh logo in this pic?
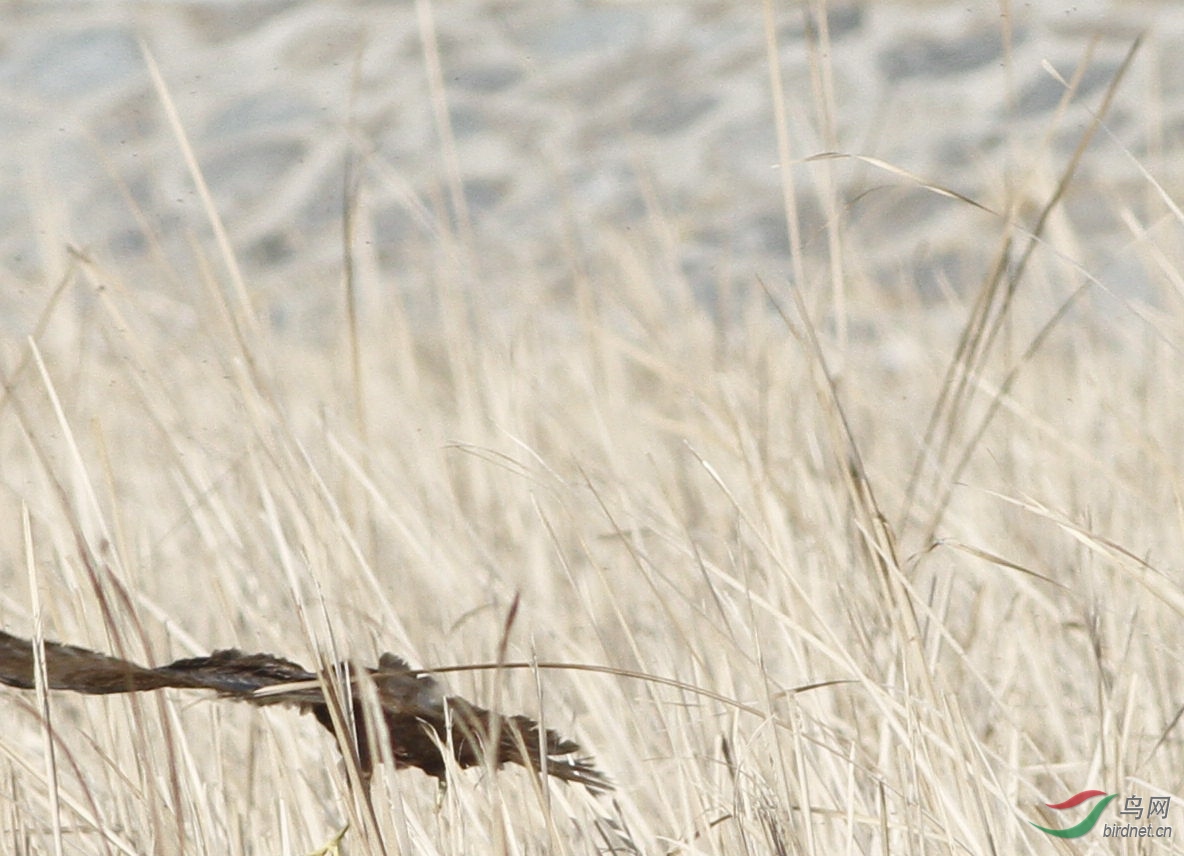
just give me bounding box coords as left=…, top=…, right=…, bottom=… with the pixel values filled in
left=1031, top=790, right=1117, bottom=838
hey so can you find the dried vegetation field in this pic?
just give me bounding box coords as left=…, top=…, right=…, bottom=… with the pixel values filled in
left=2, top=5, right=1184, bottom=855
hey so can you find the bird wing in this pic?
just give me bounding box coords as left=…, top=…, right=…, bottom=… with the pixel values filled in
left=156, top=649, right=319, bottom=704
left=0, top=630, right=176, bottom=694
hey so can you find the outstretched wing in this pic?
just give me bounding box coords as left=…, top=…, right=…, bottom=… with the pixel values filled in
left=0, top=630, right=176, bottom=694
left=158, top=649, right=317, bottom=699
left=0, top=632, right=317, bottom=699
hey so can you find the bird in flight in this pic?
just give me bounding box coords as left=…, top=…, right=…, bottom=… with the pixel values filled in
left=0, top=629, right=608, bottom=791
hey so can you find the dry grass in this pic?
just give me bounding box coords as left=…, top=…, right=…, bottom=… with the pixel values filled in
left=3, top=9, right=1184, bottom=856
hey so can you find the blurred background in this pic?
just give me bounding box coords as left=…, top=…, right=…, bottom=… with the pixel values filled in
left=1, top=1, right=1179, bottom=336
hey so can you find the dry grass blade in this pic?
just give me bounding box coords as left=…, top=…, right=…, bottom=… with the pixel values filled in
left=901, top=36, right=1144, bottom=541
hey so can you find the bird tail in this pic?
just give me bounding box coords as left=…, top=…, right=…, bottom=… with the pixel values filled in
left=446, top=697, right=612, bottom=792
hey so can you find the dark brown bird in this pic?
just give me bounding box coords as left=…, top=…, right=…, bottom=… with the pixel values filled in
left=0, top=630, right=608, bottom=791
